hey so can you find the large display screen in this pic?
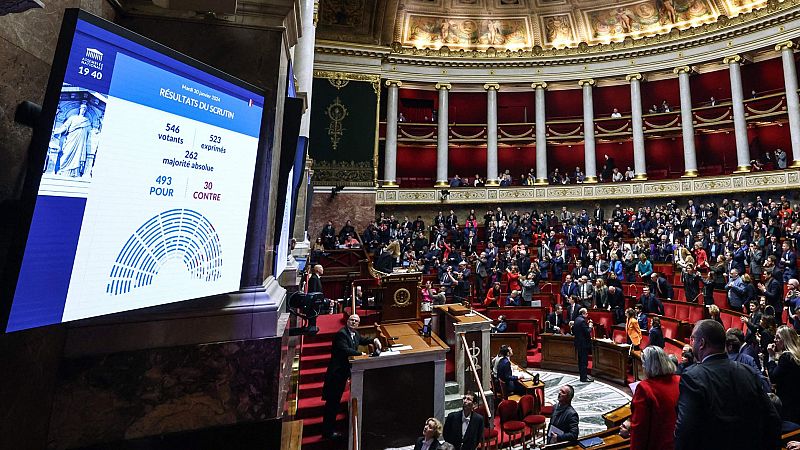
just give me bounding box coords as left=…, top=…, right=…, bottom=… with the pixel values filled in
left=5, top=10, right=264, bottom=332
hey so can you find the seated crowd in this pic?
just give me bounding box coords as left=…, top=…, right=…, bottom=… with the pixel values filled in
left=319, top=192, right=800, bottom=449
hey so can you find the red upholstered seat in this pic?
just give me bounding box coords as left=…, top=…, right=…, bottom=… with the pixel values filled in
left=540, top=404, right=554, bottom=416
left=660, top=319, right=679, bottom=340
left=687, top=305, right=704, bottom=323
left=475, top=404, right=499, bottom=449
left=519, top=394, right=546, bottom=445
left=498, top=400, right=526, bottom=448
left=664, top=302, right=677, bottom=318
left=675, top=304, right=689, bottom=321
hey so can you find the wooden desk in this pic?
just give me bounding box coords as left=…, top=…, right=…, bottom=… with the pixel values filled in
left=602, top=402, right=631, bottom=428
left=491, top=333, right=529, bottom=368
left=349, top=321, right=449, bottom=450
left=592, top=339, right=631, bottom=386
left=541, top=334, right=631, bottom=386
left=541, top=426, right=628, bottom=449
left=540, top=334, right=578, bottom=373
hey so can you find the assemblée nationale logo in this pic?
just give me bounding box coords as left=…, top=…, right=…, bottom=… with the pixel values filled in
left=81, top=48, right=104, bottom=70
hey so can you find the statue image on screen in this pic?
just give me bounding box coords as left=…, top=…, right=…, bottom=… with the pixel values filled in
left=45, top=89, right=106, bottom=180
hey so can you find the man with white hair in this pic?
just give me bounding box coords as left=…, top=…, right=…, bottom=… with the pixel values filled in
left=321, top=314, right=382, bottom=439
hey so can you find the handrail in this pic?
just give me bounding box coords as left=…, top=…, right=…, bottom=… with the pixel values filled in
left=458, top=332, right=492, bottom=420
left=351, top=397, right=359, bottom=450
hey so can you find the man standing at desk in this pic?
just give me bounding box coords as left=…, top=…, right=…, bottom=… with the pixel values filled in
left=321, top=314, right=382, bottom=440
left=443, top=391, right=484, bottom=450
left=573, top=308, right=594, bottom=382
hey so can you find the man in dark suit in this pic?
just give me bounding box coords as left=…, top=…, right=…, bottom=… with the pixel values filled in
left=443, top=391, right=484, bottom=450
left=566, top=297, right=582, bottom=322
left=547, top=304, right=566, bottom=333
left=321, top=314, right=381, bottom=439
left=547, top=385, right=580, bottom=443
left=675, top=320, right=781, bottom=450
left=573, top=308, right=594, bottom=382
left=639, top=285, right=664, bottom=315
left=759, top=268, right=784, bottom=323
left=650, top=272, right=673, bottom=301
left=495, top=346, right=526, bottom=395
left=560, top=275, right=578, bottom=305
left=307, top=264, right=324, bottom=294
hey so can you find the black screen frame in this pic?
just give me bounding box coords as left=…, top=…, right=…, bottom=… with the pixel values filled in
left=0, top=9, right=269, bottom=333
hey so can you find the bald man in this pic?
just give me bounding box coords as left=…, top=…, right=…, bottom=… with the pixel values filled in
left=321, top=314, right=381, bottom=439
left=675, top=320, right=780, bottom=449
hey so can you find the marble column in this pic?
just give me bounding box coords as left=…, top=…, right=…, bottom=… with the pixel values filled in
left=532, top=82, right=549, bottom=185
left=383, top=80, right=402, bottom=187
left=725, top=55, right=752, bottom=173
left=579, top=79, right=598, bottom=183
left=777, top=41, right=800, bottom=167
left=674, top=66, right=698, bottom=177
left=292, top=0, right=318, bottom=242
left=435, top=83, right=452, bottom=187
left=484, top=83, right=500, bottom=186
left=626, top=73, right=648, bottom=180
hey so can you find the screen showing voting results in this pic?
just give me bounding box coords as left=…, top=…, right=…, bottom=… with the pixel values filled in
left=6, top=15, right=264, bottom=332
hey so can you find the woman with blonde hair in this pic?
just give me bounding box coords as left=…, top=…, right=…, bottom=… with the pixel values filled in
left=626, top=308, right=642, bottom=350
left=630, top=346, right=680, bottom=450
left=414, top=417, right=453, bottom=450
left=768, top=326, right=800, bottom=423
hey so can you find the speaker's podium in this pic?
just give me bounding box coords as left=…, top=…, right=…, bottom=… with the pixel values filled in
left=349, top=321, right=449, bottom=450
left=379, top=271, right=423, bottom=322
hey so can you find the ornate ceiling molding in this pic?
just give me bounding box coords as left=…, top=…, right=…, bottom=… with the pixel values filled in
left=315, top=0, right=800, bottom=66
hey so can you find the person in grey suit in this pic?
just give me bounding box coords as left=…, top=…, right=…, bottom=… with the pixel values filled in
left=443, top=391, right=484, bottom=450
left=547, top=385, right=580, bottom=443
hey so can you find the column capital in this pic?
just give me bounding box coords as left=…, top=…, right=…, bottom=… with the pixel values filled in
left=435, top=82, right=452, bottom=90
left=578, top=79, right=595, bottom=87
left=531, top=81, right=548, bottom=89
left=483, top=83, right=500, bottom=91
left=385, top=79, right=403, bottom=87
left=673, top=66, right=693, bottom=75
left=723, top=54, right=745, bottom=65
left=625, top=73, right=644, bottom=82
left=776, top=41, right=796, bottom=52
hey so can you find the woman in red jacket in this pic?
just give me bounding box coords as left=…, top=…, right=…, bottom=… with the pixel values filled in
left=630, top=346, right=680, bottom=450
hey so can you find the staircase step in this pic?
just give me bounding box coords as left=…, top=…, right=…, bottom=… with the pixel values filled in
left=301, top=353, right=333, bottom=367
left=300, top=340, right=333, bottom=357
left=445, top=381, right=460, bottom=395
left=297, top=395, right=348, bottom=419
left=445, top=393, right=463, bottom=411
left=298, top=380, right=325, bottom=399
left=301, top=411, right=348, bottom=435
left=298, top=365, right=328, bottom=384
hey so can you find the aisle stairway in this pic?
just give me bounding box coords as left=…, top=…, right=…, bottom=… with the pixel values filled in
left=298, top=314, right=348, bottom=450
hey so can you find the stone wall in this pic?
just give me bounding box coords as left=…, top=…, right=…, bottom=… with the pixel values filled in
left=0, top=1, right=115, bottom=203
left=308, top=189, right=376, bottom=242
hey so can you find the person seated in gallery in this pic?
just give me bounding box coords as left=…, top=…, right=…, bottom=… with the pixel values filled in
left=505, top=290, right=522, bottom=307
left=495, top=346, right=526, bottom=396
left=547, top=304, right=566, bottom=333
left=493, top=315, right=508, bottom=333
left=610, top=108, right=622, bottom=118
left=342, top=233, right=360, bottom=248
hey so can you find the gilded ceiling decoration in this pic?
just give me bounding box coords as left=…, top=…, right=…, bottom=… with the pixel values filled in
left=316, top=0, right=769, bottom=50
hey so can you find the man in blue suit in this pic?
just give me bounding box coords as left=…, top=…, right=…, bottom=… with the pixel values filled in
left=496, top=346, right=526, bottom=395
left=726, top=268, right=747, bottom=312
left=560, top=275, right=578, bottom=305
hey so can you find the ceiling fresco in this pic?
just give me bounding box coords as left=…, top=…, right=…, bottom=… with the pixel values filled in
left=315, top=0, right=769, bottom=49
